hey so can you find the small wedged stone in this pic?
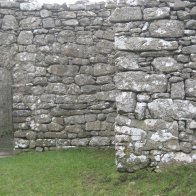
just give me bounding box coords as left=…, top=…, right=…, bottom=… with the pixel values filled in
left=185, top=79, right=196, bottom=97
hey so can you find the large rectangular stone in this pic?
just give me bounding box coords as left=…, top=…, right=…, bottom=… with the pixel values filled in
left=149, top=20, right=184, bottom=38
left=110, top=7, right=142, bottom=22
left=115, top=36, right=178, bottom=51
left=148, top=99, right=196, bottom=120
left=114, top=71, right=167, bottom=92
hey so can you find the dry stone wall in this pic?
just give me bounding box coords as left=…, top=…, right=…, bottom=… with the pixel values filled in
left=0, top=0, right=117, bottom=152
left=0, top=0, right=195, bottom=172
left=112, top=0, right=196, bottom=172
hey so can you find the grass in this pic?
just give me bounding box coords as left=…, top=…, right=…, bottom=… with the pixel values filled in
left=0, top=148, right=195, bottom=196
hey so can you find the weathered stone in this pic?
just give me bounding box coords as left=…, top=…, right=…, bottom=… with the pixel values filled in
left=58, top=11, right=76, bottom=19
left=63, top=43, right=94, bottom=58
left=186, top=20, right=196, bottom=30
left=0, top=33, right=16, bottom=45
left=14, top=139, right=29, bottom=149
left=190, top=7, right=196, bottom=17
left=18, top=31, right=33, bottom=45
left=93, top=64, right=115, bottom=76
left=40, top=9, right=52, bottom=18
left=185, top=79, right=196, bottom=97
left=171, top=82, right=185, bottom=99
left=2, top=15, right=18, bottom=30
left=43, top=18, right=55, bottom=28
left=116, top=52, right=139, bottom=70
left=135, top=102, right=146, bottom=120
left=110, top=7, right=142, bottom=22
left=144, top=7, right=170, bottom=20
left=182, top=45, right=196, bottom=54
left=149, top=20, right=184, bottom=37
left=148, top=99, right=196, bottom=120
left=116, top=92, right=136, bottom=113
left=152, top=57, right=183, bottom=73
left=89, top=137, right=110, bottom=146
left=161, top=152, right=193, bottom=164
left=71, top=139, right=89, bottom=146
left=47, top=122, right=64, bottom=132
left=114, top=71, right=167, bottom=92
left=64, top=115, right=85, bottom=125
left=75, top=74, right=95, bottom=86
left=16, top=52, right=36, bottom=62
left=86, top=121, right=101, bottom=131
left=63, top=19, right=79, bottom=26
left=57, top=30, right=75, bottom=43
left=189, top=121, right=196, bottom=130
left=115, top=36, right=178, bottom=51
left=180, top=142, right=192, bottom=153
left=20, top=17, right=42, bottom=29
left=20, top=2, right=42, bottom=11
left=125, top=0, right=159, bottom=6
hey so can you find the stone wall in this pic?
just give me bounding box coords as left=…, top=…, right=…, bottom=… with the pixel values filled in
left=0, top=0, right=195, bottom=171
left=0, top=0, right=117, bottom=152
left=112, top=0, right=196, bottom=171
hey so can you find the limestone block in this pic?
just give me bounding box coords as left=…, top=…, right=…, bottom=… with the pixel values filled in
left=57, top=30, right=75, bottom=43
left=64, top=115, right=85, bottom=125
left=63, top=19, right=79, bottom=26
left=18, top=31, right=33, bottom=45
left=43, top=18, right=55, bottom=28
left=135, top=102, right=146, bottom=120
left=116, top=52, right=139, bottom=71
left=58, top=11, right=76, bottom=19
left=190, top=121, right=196, bottom=130
left=15, top=52, right=36, bottom=62
left=180, top=142, right=192, bottom=153
left=2, top=15, right=18, bottom=30
left=89, top=136, right=110, bottom=146
left=93, top=64, right=115, bottom=76
left=0, top=33, right=16, bottom=45
left=40, top=9, right=52, bottom=18
left=171, top=82, right=185, bottom=99
left=75, top=74, right=95, bottom=86
left=20, top=17, right=41, bottom=29
left=116, top=92, right=136, bottom=113
left=20, top=2, right=42, bottom=11
left=114, top=71, right=167, bottom=92
left=115, top=36, right=178, bottom=51
left=125, top=0, right=160, bottom=6
left=71, top=139, right=89, bottom=146
left=152, top=57, right=183, bottom=73
left=182, top=45, right=196, bottom=54
left=144, top=7, right=170, bottom=20
left=110, top=7, right=142, bottom=22
left=185, top=79, right=196, bottom=97
left=186, top=20, right=196, bottom=30
left=86, top=121, right=101, bottom=131
left=47, top=122, right=64, bottom=132
left=149, top=20, right=184, bottom=37
left=14, top=138, right=29, bottom=149
left=148, top=99, right=196, bottom=120
left=190, top=7, right=196, bottom=17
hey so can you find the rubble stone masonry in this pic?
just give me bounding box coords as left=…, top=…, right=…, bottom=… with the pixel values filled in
left=0, top=0, right=195, bottom=171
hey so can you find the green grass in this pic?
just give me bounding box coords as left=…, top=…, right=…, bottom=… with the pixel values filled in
left=0, top=149, right=195, bottom=196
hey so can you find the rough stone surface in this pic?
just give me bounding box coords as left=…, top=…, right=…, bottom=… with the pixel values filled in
left=152, top=57, right=183, bottom=73
left=110, top=7, right=142, bottom=22
left=149, top=20, right=184, bottom=38
left=114, top=71, right=167, bottom=92
left=115, top=36, right=178, bottom=51
left=0, top=0, right=195, bottom=173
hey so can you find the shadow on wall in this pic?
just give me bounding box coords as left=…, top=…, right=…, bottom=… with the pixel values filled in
left=0, top=68, right=13, bottom=150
